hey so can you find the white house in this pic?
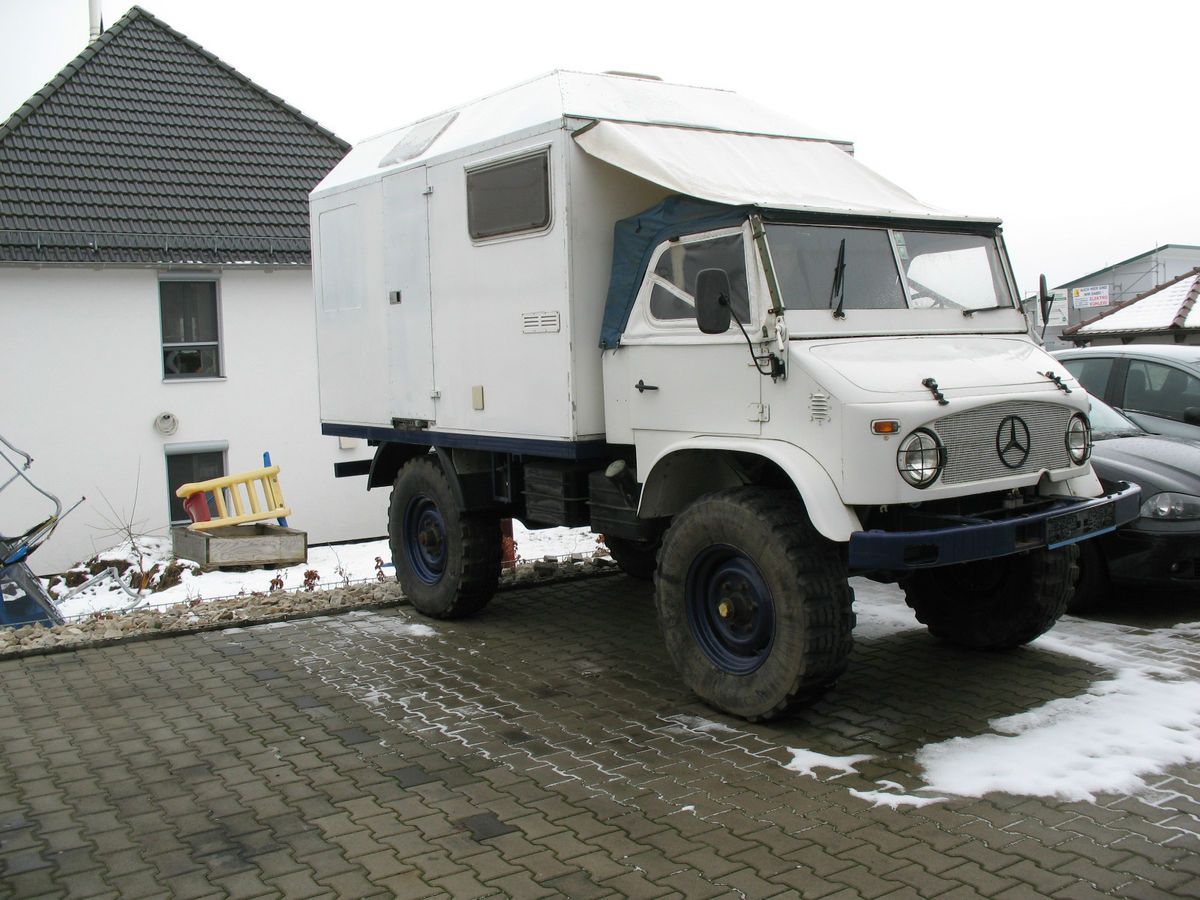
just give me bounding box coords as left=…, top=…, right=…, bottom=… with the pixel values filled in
left=0, top=6, right=385, bottom=573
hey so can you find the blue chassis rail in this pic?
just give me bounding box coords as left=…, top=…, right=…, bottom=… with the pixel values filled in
left=848, top=482, right=1141, bottom=572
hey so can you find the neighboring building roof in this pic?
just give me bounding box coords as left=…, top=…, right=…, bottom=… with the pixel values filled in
left=0, top=6, right=349, bottom=266
left=1055, top=244, right=1200, bottom=290
left=1063, top=267, right=1200, bottom=341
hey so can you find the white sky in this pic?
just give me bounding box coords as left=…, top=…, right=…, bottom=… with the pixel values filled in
left=2, top=0, right=1198, bottom=294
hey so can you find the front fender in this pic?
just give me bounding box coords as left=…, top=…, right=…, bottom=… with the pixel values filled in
left=638, top=437, right=861, bottom=543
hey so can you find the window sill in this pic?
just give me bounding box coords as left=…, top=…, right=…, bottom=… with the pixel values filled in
left=163, top=376, right=227, bottom=384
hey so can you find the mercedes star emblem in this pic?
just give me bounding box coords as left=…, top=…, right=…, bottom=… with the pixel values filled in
left=996, top=415, right=1031, bottom=468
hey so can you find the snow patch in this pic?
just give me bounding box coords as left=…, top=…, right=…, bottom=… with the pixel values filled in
left=783, top=749, right=873, bottom=779
left=917, top=665, right=1200, bottom=802
left=661, top=713, right=743, bottom=735
left=45, top=521, right=596, bottom=619
left=849, top=787, right=948, bottom=809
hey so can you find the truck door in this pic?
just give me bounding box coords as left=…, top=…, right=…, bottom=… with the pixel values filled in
left=619, top=227, right=763, bottom=437
left=382, top=166, right=436, bottom=422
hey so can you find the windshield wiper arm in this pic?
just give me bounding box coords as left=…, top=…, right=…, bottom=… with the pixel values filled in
left=829, top=238, right=847, bottom=319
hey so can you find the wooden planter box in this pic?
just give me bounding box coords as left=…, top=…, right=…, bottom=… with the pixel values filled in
left=172, top=523, right=307, bottom=570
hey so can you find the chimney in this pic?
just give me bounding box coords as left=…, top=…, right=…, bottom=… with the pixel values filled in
left=88, top=0, right=103, bottom=43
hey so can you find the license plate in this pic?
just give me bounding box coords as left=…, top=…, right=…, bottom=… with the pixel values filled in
left=1046, top=503, right=1116, bottom=547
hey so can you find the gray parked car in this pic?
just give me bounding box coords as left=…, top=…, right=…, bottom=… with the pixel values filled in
left=1071, top=394, right=1200, bottom=610
left=1055, top=345, right=1200, bottom=441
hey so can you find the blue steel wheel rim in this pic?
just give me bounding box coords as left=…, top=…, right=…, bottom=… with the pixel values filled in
left=684, top=544, right=775, bottom=674
left=404, top=494, right=447, bottom=584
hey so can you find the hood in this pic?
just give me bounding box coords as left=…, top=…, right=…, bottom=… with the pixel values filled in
left=804, top=336, right=1064, bottom=397
left=1090, top=434, right=1200, bottom=496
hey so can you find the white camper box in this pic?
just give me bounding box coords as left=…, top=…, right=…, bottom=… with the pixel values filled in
left=310, top=70, right=856, bottom=444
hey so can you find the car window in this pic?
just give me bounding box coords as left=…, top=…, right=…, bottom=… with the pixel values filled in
left=1062, top=357, right=1113, bottom=398
left=1124, top=360, right=1200, bottom=422
left=648, top=233, right=750, bottom=326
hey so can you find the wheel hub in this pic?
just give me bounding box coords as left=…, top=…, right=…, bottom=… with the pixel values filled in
left=404, top=494, right=447, bottom=585
left=685, top=545, right=775, bottom=674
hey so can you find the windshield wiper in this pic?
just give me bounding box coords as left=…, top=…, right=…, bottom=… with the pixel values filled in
left=829, top=238, right=847, bottom=319
left=962, top=304, right=1014, bottom=317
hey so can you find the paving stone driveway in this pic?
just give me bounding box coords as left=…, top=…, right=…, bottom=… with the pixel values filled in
left=1, top=574, right=1197, bottom=899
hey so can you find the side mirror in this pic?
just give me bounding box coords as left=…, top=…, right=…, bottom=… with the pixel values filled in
left=1184, top=407, right=1200, bottom=427
left=695, top=268, right=732, bottom=334
left=1038, top=273, right=1054, bottom=326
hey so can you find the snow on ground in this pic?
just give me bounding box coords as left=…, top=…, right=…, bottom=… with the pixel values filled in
left=783, top=749, right=874, bottom=779
left=49, top=522, right=598, bottom=620
left=848, top=583, right=1200, bottom=805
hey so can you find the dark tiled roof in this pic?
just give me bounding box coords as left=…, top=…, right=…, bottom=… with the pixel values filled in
left=0, top=6, right=349, bottom=266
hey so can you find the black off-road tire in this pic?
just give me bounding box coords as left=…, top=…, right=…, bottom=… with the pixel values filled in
left=604, top=535, right=660, bottom=581
left=901, top=545, right=1079, bottom=649
left=1067, top=539, right=1111, bottom=614
left=389, top=457, right=501, bottom=619
left=655, top=488, right=855, bottom=721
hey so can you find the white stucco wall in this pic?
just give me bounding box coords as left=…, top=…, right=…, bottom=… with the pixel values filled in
left=0, top=265, right=388, bottom=574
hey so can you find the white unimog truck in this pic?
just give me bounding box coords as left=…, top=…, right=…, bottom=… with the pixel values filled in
left=311, top=71, right=1139, bottom=720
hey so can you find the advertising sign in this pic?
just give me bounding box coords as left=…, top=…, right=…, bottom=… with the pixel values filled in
left=1071, top=285, right=1110, bottom=308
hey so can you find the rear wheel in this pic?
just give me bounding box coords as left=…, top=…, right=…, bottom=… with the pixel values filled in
left=389, top=457, right=501, bottom=619
left=901, top=546, right=1078, bottom=649
left=604, top=535, right=659, bottom=581
left=655, top=488, right=855, bottom=721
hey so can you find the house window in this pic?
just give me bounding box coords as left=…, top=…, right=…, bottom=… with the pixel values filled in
left=161, top=280, right=221, bottom=378
left=166, top=445, right=226, bottom=524
left=466, top=150, right=551, bottom=240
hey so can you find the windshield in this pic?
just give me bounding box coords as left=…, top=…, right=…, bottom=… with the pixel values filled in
left=765, top=224, right=1014, bottom=313
left=1088, top=394, right=1145, bottom=439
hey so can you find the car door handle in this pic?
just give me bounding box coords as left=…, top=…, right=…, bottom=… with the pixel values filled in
left=635, top=379, right=658, bottom=393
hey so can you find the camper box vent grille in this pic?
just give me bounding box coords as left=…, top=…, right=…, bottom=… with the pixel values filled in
left=522, top=311, right=561, bottom=334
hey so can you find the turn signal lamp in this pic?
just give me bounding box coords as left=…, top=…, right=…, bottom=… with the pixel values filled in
left=872, top=420, right=900, bottom=435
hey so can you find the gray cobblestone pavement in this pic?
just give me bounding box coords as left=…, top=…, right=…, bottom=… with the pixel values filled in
left=1, top=573, right=1197, bottom=898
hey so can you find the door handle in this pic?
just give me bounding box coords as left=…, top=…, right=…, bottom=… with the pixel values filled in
left=635, top=379, right=658, bottom=393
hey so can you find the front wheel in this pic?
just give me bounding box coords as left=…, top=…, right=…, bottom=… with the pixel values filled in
left=655, top=488, right=855, bottom=721
left=389, top=457, right=501, bottom=619
left=901, top=546, right=1078, bottom=649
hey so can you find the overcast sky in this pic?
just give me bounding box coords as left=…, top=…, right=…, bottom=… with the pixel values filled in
left=2, top=0, right=1197, bottom=294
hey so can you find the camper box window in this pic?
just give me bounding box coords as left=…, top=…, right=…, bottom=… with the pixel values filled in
left=466, top=151, right=551, bottom=240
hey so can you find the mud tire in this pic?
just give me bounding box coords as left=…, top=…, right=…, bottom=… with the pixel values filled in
left=655, top=488, right=855, bottom=721
left=1067, top=540, right=1111, bottom=614
left=389, top=457, right=500, bottom=619
left=901, top=545, right=1078, bottom=649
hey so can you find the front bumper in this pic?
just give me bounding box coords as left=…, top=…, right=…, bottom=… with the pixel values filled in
left=848, top=482, right=1141, bottom=573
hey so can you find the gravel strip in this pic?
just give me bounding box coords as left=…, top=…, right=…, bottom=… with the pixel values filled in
left=2, top=556, right=623, bottom=659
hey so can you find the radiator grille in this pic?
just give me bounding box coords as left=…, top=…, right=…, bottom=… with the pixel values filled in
left=933, top=400, right=1072, bottom=485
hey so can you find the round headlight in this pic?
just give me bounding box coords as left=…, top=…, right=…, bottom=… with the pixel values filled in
left=1065, top=414, right=1091, bottom=464
left=897, top=429, right=943, bottom=488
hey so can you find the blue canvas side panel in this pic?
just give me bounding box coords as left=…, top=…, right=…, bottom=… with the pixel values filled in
left=598, top=196, right=753, bottom=349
